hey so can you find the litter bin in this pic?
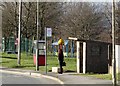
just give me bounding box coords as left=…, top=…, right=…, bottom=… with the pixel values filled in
left=33, top=40, right=45, bottom=66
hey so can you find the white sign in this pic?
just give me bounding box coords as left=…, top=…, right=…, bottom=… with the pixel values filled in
left=47, top=28, right=52, bottom=37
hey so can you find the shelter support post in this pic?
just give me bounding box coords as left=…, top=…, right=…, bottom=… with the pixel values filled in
left=77, top=41, right=80, bottom=73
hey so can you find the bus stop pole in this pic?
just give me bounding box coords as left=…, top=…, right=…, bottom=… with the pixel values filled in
left=45, top=27, right=47, bottom=74
left=112, top=0, right=117, bottom=85
left=17, top=0, right=22, bottom=65
left=36, top=0, right=39, bottom=71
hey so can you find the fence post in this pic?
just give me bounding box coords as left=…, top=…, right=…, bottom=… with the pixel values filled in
left=2, top=37, right=5, bottom=52
left=25, top=38, right=28, bottom=55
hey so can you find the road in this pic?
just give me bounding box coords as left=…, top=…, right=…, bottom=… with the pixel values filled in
left=1, top=72, right=60, bottom=84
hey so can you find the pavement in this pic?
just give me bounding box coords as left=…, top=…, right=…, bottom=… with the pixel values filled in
left=0, top=66, right=120, bottom=86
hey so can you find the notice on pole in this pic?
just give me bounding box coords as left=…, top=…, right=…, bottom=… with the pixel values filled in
left=47, top=28, right=52, bottom=37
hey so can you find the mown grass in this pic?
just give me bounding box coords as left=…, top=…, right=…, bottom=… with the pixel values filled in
left=1, top=52, right=35, bottom=70
left=79, top=73, right=112, bottom=80
left=1, top=52, right=77, bottom=73
left=75, top=73, right=120, bottom=80
left=118, top=73, right=120, bottom=80
left=1, top=52, right=120, bottom=81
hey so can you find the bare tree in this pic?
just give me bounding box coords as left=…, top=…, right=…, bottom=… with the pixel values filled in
left=2, top=2, right=64, bottom=40
left=116, top=1, right=120, bottom=44
left=102, top=2, right=120, bottom=44
left=2, top=2, right=19, bottom=38
left=59, top=2, right=104, bottom=40
left=3, top=2, right=118, bottom=43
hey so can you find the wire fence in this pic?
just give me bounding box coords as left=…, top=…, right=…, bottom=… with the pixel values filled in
left=2, top=37, right=33, bottom=54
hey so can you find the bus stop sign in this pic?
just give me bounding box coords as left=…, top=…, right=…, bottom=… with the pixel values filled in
left=47, top=28, right=52, bottom=37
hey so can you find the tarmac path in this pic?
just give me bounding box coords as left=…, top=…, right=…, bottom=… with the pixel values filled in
left=1, top=72, right=60, bottom=84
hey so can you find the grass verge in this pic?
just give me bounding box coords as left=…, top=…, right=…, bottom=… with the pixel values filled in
left=1, top=52, right=120, bottom=81
left=73, top=73, right=120, bottom=80
left=1, top=52, right=77, bottom=73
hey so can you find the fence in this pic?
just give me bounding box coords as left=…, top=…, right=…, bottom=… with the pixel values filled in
left=2, top=37, right=33, bottom=53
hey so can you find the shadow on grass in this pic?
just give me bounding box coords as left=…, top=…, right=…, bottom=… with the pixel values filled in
left=2, top=56, right=17, bottom=59
left=12, top=66, right=25, bottom=68
left=64, top=70, right=76, bottom=73
left=12, top=65, right=35, bottom=68
left=48, top=70, right=76, bottom=73
left=48, top=70, right=52, bottom=72
left=1, top=61, right=10, bottom=63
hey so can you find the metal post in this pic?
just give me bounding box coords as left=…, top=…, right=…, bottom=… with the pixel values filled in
left=112, top=0, right=117, bottom=85
left=45, top=27, right=47, bottom=74
left=36, top=0, right=39, bottom=71
left=77, top=41, right=80, bottom=73
left=0, top=8, right=2, bottom=52
left=71, top=40, right=74, bottom=57
left=17, top=0, right=22, bottom=65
